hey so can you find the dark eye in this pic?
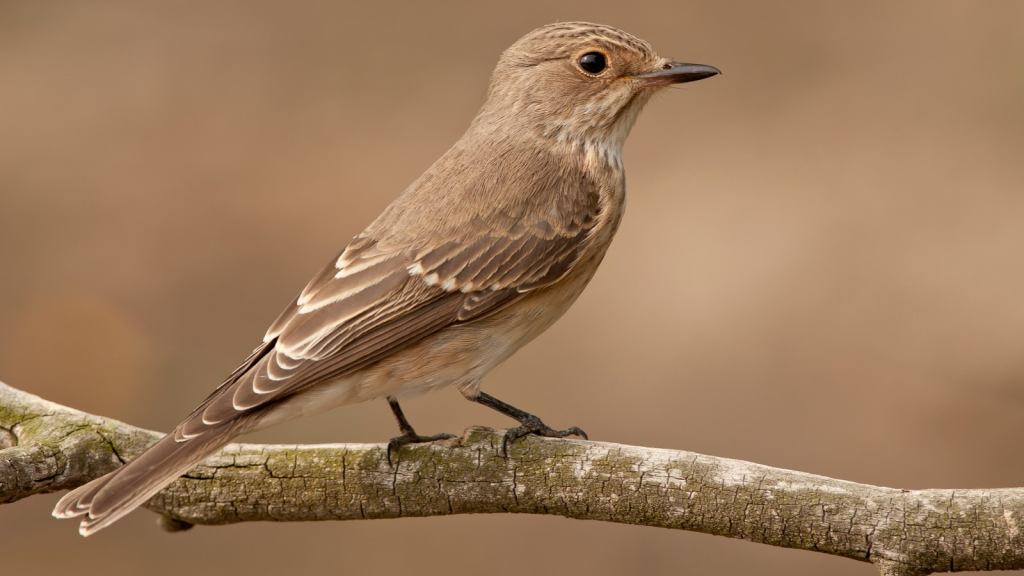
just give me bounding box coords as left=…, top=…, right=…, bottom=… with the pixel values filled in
left=578, top=52, right=607, bottom=74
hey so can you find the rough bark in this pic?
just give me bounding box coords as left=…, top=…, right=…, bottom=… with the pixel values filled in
left=2, top=380, right=1022, bottom=575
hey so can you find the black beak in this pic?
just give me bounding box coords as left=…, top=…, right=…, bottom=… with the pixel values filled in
left=633, top=62, right=721, bottom=87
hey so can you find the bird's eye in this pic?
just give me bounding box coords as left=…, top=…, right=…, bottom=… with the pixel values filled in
left=578, top=52, right=607, bottom=74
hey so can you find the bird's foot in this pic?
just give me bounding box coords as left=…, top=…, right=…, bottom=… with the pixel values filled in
left=502, top=415, right=588, bottom=456
left=386, top=431, right=456, bottom=466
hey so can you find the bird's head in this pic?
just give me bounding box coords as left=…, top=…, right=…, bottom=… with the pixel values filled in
left=477, top=22, right=720, bottom=166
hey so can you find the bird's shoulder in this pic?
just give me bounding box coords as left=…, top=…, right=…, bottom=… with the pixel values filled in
left=371, top=138, right=606, bottom=251
left=377, top=139, right=610, bottom=293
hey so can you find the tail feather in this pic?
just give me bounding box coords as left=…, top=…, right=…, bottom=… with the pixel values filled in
left=52, top=471, right=118, bottom=519
left=53, top=420, right=245, bottom=536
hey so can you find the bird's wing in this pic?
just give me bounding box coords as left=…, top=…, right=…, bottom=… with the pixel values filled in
left=174, top=189, right=601, bottom=440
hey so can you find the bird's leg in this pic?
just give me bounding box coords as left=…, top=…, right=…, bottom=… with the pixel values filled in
left=386, top=397, right=455, bottom=465
left=464, top=391, right=588, bottom=456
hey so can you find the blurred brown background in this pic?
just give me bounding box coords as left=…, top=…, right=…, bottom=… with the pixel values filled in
left=2, top=1, right=1023, bottom=574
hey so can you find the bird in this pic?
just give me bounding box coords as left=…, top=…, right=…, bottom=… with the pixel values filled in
left=53, top=21, right=719, bottom=536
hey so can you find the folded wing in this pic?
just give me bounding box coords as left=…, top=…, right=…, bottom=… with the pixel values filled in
left=175, top=191, right=601, bottom=440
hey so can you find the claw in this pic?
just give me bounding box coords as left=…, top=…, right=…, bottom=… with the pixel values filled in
left=386, top=432, right=456, bottom=466
left=500, top=415, right=588, bottom=457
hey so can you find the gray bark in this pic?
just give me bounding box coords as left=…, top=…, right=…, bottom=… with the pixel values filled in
left=2, top=380, right=1022, bottom=575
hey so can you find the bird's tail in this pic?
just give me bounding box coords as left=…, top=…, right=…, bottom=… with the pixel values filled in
left=52, top=419, right=245, bottom=536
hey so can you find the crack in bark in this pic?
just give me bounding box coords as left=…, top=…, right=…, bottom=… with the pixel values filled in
left=97, top=430, right=126, bottom=465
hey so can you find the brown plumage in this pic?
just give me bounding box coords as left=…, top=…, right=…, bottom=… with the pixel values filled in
left=53, top=22, right=719, bottom=535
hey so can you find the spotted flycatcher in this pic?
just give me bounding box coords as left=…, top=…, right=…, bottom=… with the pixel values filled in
left=54, top=22, right=719, bottom=535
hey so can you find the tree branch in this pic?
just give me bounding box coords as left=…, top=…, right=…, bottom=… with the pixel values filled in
left=2, top=380, right=1022, bottom=575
